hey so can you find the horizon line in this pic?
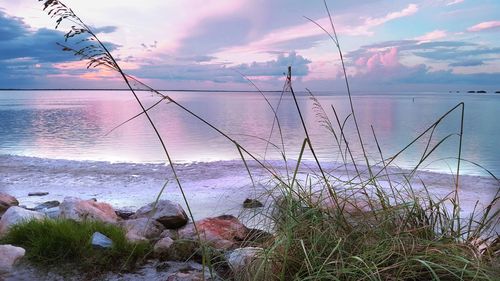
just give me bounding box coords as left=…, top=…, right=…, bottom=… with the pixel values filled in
left=0, top=88, right=284, bottom=93
left=1, top=88, right=498, bottom=94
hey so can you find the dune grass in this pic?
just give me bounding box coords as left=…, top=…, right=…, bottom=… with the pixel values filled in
left=35, top=0, right=500, bottom=280
left=0, top=219, right=151, bottom=273
left=240, top=181, right=499, bottom=281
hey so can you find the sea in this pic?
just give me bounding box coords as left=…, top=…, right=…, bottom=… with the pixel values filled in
left=0, top=90, right=499, bottom=177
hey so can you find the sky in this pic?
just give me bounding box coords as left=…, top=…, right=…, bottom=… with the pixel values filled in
left=0, top=0, right=499, bottom=92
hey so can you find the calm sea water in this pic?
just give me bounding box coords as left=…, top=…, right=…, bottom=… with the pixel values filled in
left=0, top=90, right=498, bottom=176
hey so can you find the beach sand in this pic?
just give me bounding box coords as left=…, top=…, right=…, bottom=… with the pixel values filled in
left=1, top=155, right=498, bottom=228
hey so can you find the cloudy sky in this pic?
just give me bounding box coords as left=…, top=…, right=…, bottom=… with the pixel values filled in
left=0, top=0, right=499, bottom=92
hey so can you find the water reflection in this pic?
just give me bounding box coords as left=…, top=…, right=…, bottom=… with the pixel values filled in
left=0, top=91, right=498, bottom=176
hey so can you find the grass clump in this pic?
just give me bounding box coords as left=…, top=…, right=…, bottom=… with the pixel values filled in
left=0, top=219, right=151, bottom=273
left=248, top=190, right=499, bottom=281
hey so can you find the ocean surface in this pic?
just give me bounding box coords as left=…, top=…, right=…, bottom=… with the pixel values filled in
left=0, top=90, right=499, bottom=177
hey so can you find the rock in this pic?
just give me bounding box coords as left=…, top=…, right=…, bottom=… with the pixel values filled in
left=125, top=232, right=149, bottom=243
left=243, top=198, right=263, bottom=208
left=156, top=261, right=171, bottom=272
left=153, top=237, right=175, bottom=256
left=0, top=193, right=18, bottom=216
left=59, top=197, right=119, bottom=223
left=115, top=209, right=135, bottom=220
left=0, top=245, right=26, bottom=274
left=42, top=207, right=60, bottom=219
left=28, top=192, right=49, bottom=197
left=166, top=265, right=218, bottom=281
left=120, top=217, right=165, bottom=240
left=31, top=200, right=60, bottom=211
left=132, top=200, right=188, bottom=229
left=227, top=247, right=271, bottom=280
left=166, top=271, right=204, bottom=281
left=178, top=215, right=249, bottom=250
left=160, top=229, right=179, bottom=240
left=227, top=247, right=264, bottom=272
left=160, top=239, right=200, bottom=261
left=0, top=207, right=46, bottom=237
left=91, top=232, right=113, bottom=249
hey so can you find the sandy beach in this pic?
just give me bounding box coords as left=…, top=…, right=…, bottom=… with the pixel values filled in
left=1, top=155, right=498, bottom=227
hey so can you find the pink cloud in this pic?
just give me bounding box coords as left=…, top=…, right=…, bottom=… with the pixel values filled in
left=414, top=30, right=447, bottom=42
left=364, top=47, right=400, bottom=71
left=467, top=21, right=500, bottom=32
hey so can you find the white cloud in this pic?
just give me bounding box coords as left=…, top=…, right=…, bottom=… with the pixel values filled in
left=364, top=4, right=419, bottom=27
left=467, top=21, right=500, bottom=32
left=446, top=0, right=464, bottom=6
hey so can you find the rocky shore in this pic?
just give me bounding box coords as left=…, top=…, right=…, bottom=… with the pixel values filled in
left=0, top=192, right=269, bottom=280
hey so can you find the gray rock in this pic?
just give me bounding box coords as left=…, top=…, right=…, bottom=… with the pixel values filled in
left=42, top=207, right=61, bottom=219
left=227, top=247, right=271, bottom=280
left=91, top=232, right=113, bottom=249
left=0, top=244, right=26, bottom=275
left=160, top=229, right=179, bottom=241
left=243, top=198, right=263, bottom=208
left=116, top=209, right=135, bottom=220
left=227, top=247, right=264, bottom=272
left=59, top=197, right=119, bottom=223
left=0, top=193, right=18, bottom=216
left=120, top=217, right=165, bottom=241
left=125, top=232, right=149, bottom=243
left=28, top=192, right=49, bottom=197
left=153, top=237, right=174, bottom=257
left=0, top=207, right=46, bottom=237
left=155, top=261, right=171, bottom=272
left=132, top=200, right=188, bottom=229
left=166, top=265, right=219, bottom=281
left=31, top=201, right=60, bottom=211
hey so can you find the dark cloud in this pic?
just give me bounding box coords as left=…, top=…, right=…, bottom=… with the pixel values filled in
left=177, top=55, right=216, bottom=63
left=357, top=40, right=418, bottom=50
left=0, top=10, right=29, bottom=40
left=129, top=52, right=310, bottom=84
left=0, top=27, right=75, bottom=62
left=128, top=63, right=238, bottom=83
left=449, top=59, right=484, bottom=67
left=309, top=61, right=500, bottom=92
left=0, top=25, right=119, bottom=65
left=0, top=10, right=120, bottom=87
left=347, top=40, right=475, bottom=58
left=397, top=69, right=500, bottom=86
left=346, top=39, right=499, bottom=71
left=91, top=25, right=118, bottom=34
left=413, top=47, right=500, bottom=61
left=234, top=51, right=311, bottom=76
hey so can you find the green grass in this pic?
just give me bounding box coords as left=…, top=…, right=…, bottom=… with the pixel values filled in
left=0, top=219, right=151, bottom=273
left=245, top=188, right=499, bottom=281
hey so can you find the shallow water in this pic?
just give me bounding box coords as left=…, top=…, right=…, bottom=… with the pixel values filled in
left=0, top=90, right=499, bottom=176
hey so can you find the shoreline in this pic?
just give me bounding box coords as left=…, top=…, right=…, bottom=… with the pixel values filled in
left=1, top=154, right=498, bottom=227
